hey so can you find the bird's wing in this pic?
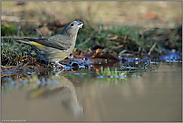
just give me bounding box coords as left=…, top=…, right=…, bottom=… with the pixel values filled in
left=48, top=35, right=73, bottom=50
left=19, top=36, right=72, bottom=50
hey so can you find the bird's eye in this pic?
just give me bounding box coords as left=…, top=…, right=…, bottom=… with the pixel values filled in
left=71, top=23, right=74, bottom=26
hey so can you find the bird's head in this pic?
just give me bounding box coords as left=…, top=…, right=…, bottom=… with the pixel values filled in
left=61, top=20, right=84, bottom=38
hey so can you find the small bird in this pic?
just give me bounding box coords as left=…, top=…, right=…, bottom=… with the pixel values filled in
left=16, top=20, right=84, bottom=67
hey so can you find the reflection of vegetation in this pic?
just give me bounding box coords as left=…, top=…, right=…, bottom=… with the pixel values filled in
left=97, top=66, right=129, bottom=83
left=95, top=66, right=129, bottom=85
left=2, top=73, right=83, bottom=117
left=96, top=61, right=160, bottom=84
left=1, top=62, right=160, bottom=89
left=1, top=75, right=29, bottom=90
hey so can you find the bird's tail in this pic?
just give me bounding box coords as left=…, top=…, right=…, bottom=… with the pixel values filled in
left=15, top=38, right=44, bottom=49
left=15, top=38, right=32, bottom=45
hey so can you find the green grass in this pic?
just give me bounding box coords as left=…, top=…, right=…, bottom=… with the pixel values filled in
left=76, top=23, right=145, bottom=54
left=1, top=38, right=23, bottom=66
left=1, top=37, right=37, bottom=66
left=1, top=20, right=181, bottom=66
left=0, top=22, right=159, bottom=66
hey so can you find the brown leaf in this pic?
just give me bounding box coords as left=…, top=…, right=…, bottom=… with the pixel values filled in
left=93, top=52, right=119, bottom=61
left=36, top=27, right=52, bottom=37
left=146, top=11, right=157, bottom=19
left=3, top=22, right=10, bottom=28
left=74, top=49, right=102, bottom=59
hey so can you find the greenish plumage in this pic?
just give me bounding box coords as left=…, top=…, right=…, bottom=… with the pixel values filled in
left=16, top=20, right=84, bottom=67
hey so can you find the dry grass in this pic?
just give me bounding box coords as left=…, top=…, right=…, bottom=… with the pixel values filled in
left=1, top=1, right=182, bottom=28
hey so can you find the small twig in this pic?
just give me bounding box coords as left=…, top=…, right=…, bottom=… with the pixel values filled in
left=148, top=42, right=156, bottom=55
left=35, top=29, right=44, bottom=38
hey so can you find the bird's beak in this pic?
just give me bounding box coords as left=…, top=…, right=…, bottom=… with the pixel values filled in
left=76, top=20, right=84, bottom=28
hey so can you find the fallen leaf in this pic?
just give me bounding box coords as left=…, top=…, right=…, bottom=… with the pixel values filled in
left=36, top=26, right=52, bottom=36
left=93, top=51, right=119, bottom=61
left=3, top=22, right=10, bottom=28
left=146, top=11, right=157, bottom=19
left=74, top=49, right=102, bottom=59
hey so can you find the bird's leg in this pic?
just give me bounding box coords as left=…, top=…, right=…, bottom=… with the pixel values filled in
left=53, top=62, right=65, bottom=71
left=68, top=54, right=74, bottom=68
left=55, top=61, right=65, bottom=68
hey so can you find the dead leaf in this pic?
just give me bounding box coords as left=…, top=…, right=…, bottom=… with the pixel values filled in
left=3, top=22, right=10, bottom=28
left=36, top=27, right=52, bottom=37
left=74, top=49, right=102, bottom=59
left=146, top=11, right=157, bottom=19
left=93, top=51, right=119, bottom=61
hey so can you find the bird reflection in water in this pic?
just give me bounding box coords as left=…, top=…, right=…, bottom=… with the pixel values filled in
left=26, top=74, right=83, bottom=118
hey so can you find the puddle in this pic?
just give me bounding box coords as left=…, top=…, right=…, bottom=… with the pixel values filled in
left=1, top=62, right=182, bottom=122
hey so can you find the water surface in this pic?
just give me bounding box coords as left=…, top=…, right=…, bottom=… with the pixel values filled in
left=1, top=62, right=182, bottom=122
